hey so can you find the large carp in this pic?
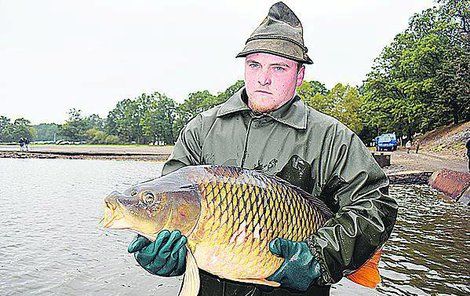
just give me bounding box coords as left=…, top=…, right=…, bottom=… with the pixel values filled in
left=102, top=165, right=380, bottom=295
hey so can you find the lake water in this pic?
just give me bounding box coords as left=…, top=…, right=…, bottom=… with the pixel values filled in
left=0, top=158, right=468, bottom=295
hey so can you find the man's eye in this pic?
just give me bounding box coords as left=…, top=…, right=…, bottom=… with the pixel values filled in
left=274, top=66, right=285, bottom=72
left=249, top=63, right=260, bottom=69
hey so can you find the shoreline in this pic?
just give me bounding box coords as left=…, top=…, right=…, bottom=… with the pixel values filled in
left=0, top=150, right=169, bottom=162
left=1, top=145, right=467, bottom=177
left=0, top=144, right=172, bottom=162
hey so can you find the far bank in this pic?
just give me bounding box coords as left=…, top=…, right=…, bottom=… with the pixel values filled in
left=0, top=144, right=172, bottom=161
left=1, top=143, right=467, bottom=173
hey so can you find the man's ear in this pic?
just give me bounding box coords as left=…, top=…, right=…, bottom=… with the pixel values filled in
left=296, top=65, right=305, bottom=87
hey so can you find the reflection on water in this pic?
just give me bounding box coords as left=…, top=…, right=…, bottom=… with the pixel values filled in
left=0, top=159, right=468, bottom=295
left=377, top=185, right=469, bottom=295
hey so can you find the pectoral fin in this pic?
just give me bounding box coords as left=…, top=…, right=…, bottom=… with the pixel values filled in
left=178, top=247, right=200, bottom=296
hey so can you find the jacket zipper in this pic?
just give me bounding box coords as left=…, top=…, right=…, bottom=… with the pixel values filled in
left=240, top=116, right=254, bottom=168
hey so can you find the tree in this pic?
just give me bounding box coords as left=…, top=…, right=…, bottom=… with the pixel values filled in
left=362, top=0, right=469, bottom=140
left=85, top=114, right=105, bottom=131
left=173, top=81, right=245, bottom=137
left=215, top=80, right=245, bottom=105
left=141, top=93, right=177, bottom=144
left=0, top=117, right=35, bottom=142
left=59, top=108, right=89, bottom=141
left=34, top=123, right=59, bottom=142
left=298, top=80, right=328, bottom=105
left=0, top=116, right=11, bottom=142
left=173, top=90, right=214, bottom=136
left=106, top=99, right=143, bottom=143
left=303, top=83, right=364, bottom=134
left=107, top=93, right=178, bottom=144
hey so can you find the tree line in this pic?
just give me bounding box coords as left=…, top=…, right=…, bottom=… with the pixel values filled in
left=0, top=0, right=467, bottom=146
left=0, top=81, right=246, bottom=145
left=362, top=0, right=469, bottom=141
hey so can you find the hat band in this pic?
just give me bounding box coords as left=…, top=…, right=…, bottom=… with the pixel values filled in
left=246, top=35, right=308, bottom=53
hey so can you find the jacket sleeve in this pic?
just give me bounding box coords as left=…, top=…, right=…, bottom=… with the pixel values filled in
left=161, top=115, right=203, bottom=176
left=306, top=123, right=398, bottom=285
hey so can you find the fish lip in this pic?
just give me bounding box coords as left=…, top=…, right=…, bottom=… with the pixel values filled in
left=105, top=200, right=116, bottom=210
left=102, top=217, right=114, bottom=228
left=102, top=198, right=125, bottom=228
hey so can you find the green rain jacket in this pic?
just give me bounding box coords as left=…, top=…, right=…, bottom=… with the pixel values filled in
left=162, top=88, right=398, bottom=296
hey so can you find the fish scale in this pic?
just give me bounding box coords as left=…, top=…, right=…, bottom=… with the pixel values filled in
left=184, top=166, right=332, bottom=281
left=103, top=165, right=381, bottom=291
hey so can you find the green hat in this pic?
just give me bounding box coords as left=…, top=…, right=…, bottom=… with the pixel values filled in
left=236, top=1, right=312, bottom=64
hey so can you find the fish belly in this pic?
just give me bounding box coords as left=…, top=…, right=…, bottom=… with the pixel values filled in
left=191, top=240, right=282, bottom=281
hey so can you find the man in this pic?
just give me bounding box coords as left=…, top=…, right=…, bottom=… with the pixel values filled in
left=19, top=138, right=25, bottom=151
left=25, top=138, right=30, bottom=151
left=405, top=140, right=412, bottom=154
left=128, top=2, right=398, bottom=295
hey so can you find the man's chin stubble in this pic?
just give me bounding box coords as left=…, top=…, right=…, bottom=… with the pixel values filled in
left=248, top=99, right=277, bottom=113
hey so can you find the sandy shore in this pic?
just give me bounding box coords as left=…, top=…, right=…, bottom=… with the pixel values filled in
left=0, top=144, right=172, bottom=162
left=1, top=144, right=467, bottom=173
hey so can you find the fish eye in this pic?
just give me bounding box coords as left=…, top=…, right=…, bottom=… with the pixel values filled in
left=142, top=191, right=155, bottom=205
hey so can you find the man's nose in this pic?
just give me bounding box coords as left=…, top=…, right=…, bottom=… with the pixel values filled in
left=257, top=69, right=271, bottom=86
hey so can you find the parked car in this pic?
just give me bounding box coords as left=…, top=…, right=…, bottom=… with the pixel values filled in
left=375, top=133, right=398, bottom=151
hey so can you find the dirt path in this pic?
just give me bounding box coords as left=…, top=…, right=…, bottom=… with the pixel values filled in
left=383, top=148, right=468, bottom=174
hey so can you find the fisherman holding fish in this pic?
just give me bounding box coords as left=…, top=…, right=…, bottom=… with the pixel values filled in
left=123, top=2, right=398, bottom=295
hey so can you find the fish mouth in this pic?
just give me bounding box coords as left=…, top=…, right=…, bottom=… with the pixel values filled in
left=101, top=199, right=126, bottom=229
left=100, top=193, right=157, bottom=236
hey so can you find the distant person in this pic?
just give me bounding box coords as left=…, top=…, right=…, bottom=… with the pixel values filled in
left=24, top=138, right=30, bottom=151
left=19, top=138, right=25, bottom=151
left=406, top=140, right=412, bottom=154
left=415, top=140, right=420, bottom=154
left=466, top=138, right=470, bottom=172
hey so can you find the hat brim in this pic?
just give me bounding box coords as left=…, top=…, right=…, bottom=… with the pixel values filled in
left=236, top=38, right=313, bottom=64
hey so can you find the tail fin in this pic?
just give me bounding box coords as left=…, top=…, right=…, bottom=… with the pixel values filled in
left=346, top=250, right=382, bottom=288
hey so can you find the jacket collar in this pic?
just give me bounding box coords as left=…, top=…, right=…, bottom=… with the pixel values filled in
left=216, top=88, right=308, bottom=130
left=216, top=88, right=251, bottom=117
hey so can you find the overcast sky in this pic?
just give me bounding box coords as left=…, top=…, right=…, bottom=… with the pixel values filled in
left=0, top=0, right=435, bottom=124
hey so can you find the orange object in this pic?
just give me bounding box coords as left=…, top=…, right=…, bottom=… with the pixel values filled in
left=346, top=250, right=382, bottom=288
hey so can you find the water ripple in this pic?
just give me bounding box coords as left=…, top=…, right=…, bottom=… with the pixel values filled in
left=0, top=159, right=469, bottom=295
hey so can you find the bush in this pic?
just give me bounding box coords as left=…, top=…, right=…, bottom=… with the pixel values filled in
left=85, top=128, right=120, bottom=144
left=105, top=135, right=120, bottom=144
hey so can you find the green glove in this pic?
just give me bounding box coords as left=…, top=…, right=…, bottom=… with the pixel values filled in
left=128, top=230, right=187, bottom=276
left=267, top=238, right=321, bottom=291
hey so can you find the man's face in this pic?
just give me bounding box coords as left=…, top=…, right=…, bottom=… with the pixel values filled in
left=244, top=52, right=305, bottom=113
